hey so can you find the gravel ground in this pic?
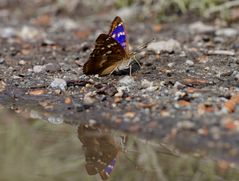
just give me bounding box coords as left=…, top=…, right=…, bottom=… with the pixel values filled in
left=0, top=1, right=239, bottom=167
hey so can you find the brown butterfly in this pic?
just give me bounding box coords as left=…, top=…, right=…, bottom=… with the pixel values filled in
left=78, top=124, right=120, bottom=180
left=83, top=16, right=136, bottom=76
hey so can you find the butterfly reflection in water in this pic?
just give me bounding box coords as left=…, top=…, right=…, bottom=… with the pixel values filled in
left=78, top=124, right=121, bottom=180
left=83, top=16, right=148, bottom=76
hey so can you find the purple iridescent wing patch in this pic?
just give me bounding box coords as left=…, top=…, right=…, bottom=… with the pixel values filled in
left=108, top=16, right=127, bottom=50
left=99, top=158, right=117, bottom=179
left=104, top=159, right=116, bottom=175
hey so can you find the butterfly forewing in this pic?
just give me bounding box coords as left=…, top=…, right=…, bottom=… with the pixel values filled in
left=108, top=16, right=129, bottom=53
left=83, top=34, right=127, bottom=76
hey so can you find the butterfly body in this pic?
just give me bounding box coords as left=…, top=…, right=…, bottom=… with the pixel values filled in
left=83, top=16, right=131, bottom=76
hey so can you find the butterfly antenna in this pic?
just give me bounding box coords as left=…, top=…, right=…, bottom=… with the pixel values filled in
left=129, top=38, right=155, bottom=67
left=131, top=38, right=155, bottom=55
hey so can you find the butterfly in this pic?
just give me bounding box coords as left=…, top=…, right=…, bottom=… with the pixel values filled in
left=83, top=16, right=133, bottom=76
left=78, top=124, right=120, bottom=180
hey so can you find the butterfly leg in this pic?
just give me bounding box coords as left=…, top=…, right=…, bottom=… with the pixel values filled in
left=133, top=55, right=142, bottom=67
left=109, top=65, right=119, bottom=76
left=129, top=64, right=132, bottom=76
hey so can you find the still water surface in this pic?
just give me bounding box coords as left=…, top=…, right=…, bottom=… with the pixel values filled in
left=0, top=109, right=238, bottom=181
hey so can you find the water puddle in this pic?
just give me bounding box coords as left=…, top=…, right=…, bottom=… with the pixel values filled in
left=0, top=108, right=239, bottom=181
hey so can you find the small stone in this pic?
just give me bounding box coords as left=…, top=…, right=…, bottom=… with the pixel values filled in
left=175, top=100, right=191, bottom=107
left=0, top=58, right=5, bottom=64
left=174, top=91, right=186, bottom=100
left=210, top=127, right=221, bottom=140
left=0, top=81, right=6, bottom=92
left=167, top=62, right=175, bottom=67
left=48, top=116, right=64, bottom=124
left=114, top=97, right=122, bottom=103
left=234, top=71, right=239, bottom=80
left=124, top=112, right=136, bottom=118
left=50, top=78, right=67, bottom=91
left=28, top=89, right=45, bottom=95
left=33, top=65, right=46, bottom=73
left=74, top=103, right=85, bottom=112
left=147, top=39, right=181, bottom=54
left=173, top=81, right=185, bottom=89
left=118, top=76, right=135, bottom=87
left=141, top=79, right=153, bottom=88
left=19, top=60, right=26, bottom=65
left=18, top=26, right=45, bottom=41
left=45, top=63, right=61, bottom=73
left=185, top=60, right=194, bottom=66
left=177, top=120, right=195, bottom=129
left=141, top=79, right=159, bottom=92
left=0, top=27, right=16, bottom=38
left=52, top=18, right=78, bottom=31
left=216, top=28, right=238, bottom=37
left=64, top=96, right=72, bottom=104
left=115, top=88, right=124, bottom=98
left=83, top=92, right=96, bottom=105
left=189, top=21, right=215, bottom=34
left=42, top=39, right=55, bottom=46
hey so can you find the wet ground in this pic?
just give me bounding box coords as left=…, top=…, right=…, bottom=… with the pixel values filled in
left=1, top=1, right=239, bottom=180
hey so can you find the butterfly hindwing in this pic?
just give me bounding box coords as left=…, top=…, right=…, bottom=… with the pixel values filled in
left=83, top=34, right=127, bottom=76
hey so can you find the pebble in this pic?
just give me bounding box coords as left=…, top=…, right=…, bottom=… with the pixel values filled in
left=147, top=39, right=181, bottom=54
left=74, top=103, right=85, bottom=112
left=234, top=71, right=239, bottom=80
left=141, top=79, right=153, bottom=88
left=19, top=60, right=26, bottom=65
left=177, top=120, right=195, bottom=129
left=210, top=126, right=221, bottom=140
left=51, top=18, right=78, bottom=31
left=0, top=58, right=5, bottom=64
left=48, top=116, right=64, bottom=124
left=0, top=27, right=16, bottom=38
left=174, top=91, right=186, bottom=100
left=115, top=87, right=124, bottom=98
left=33, top=65, right=46, bottom=73
left=167, top=62, right=175, bottom=67
left=141, top=79, right=159, bottom=92
left=189, top=21, right=215, bottom=34
left=185, top=60, right=194, bottom=66
left=114, top=97, right=122, bottom=103
left=45, top=63, right=61, bottom=73
left=0, top=81, right=6, bottom=92
left=50, top=78, right=67, bottom=91
left=64, top=96, right=72, bottom=104
left=173, top=81, right=185, bottom=89
left=216, top=28, right=238, bottom=37
left=118, top=76, right=135, bottom=87
left=83, top=92, right=96, bottom=105
left=28, top=89, right=45, bottom=95
left=124, top=112, right=136, bottom=118
left=18, top=26, right=45, bottom=41
left=116, top=5, right=139, bottom=20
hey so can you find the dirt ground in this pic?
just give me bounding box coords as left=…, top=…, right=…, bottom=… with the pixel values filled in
left=0, top=1, right=239, bottom=167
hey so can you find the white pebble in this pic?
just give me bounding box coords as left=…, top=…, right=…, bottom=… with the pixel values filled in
left=147, top=39, right=181, bottom=54
left=33, top=65, right=46, bottom=73
left=118, top=76, right=135, bottom=87
left=185, top=60, right=194, bottom=66
left=50, top=78, right=67, bottom=91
